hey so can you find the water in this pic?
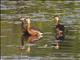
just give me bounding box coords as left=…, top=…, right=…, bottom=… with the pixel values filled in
left=1, top=1, right=80, bottom=60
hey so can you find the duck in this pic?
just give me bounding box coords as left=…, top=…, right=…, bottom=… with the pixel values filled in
left=25, top=18, right=43, bottom=37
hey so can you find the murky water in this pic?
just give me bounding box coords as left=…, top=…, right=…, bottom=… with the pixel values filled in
left=1, top=1, right=80, bottom=60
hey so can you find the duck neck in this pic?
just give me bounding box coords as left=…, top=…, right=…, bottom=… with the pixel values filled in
left=27, top=21, right=31, bottom=30
left=56, top=20, right=60, bottom=25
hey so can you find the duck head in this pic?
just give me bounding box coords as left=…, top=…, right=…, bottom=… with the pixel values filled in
left=54, top=15, right=60, bottom=25
left=25, top=18, right=31, bottom=24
